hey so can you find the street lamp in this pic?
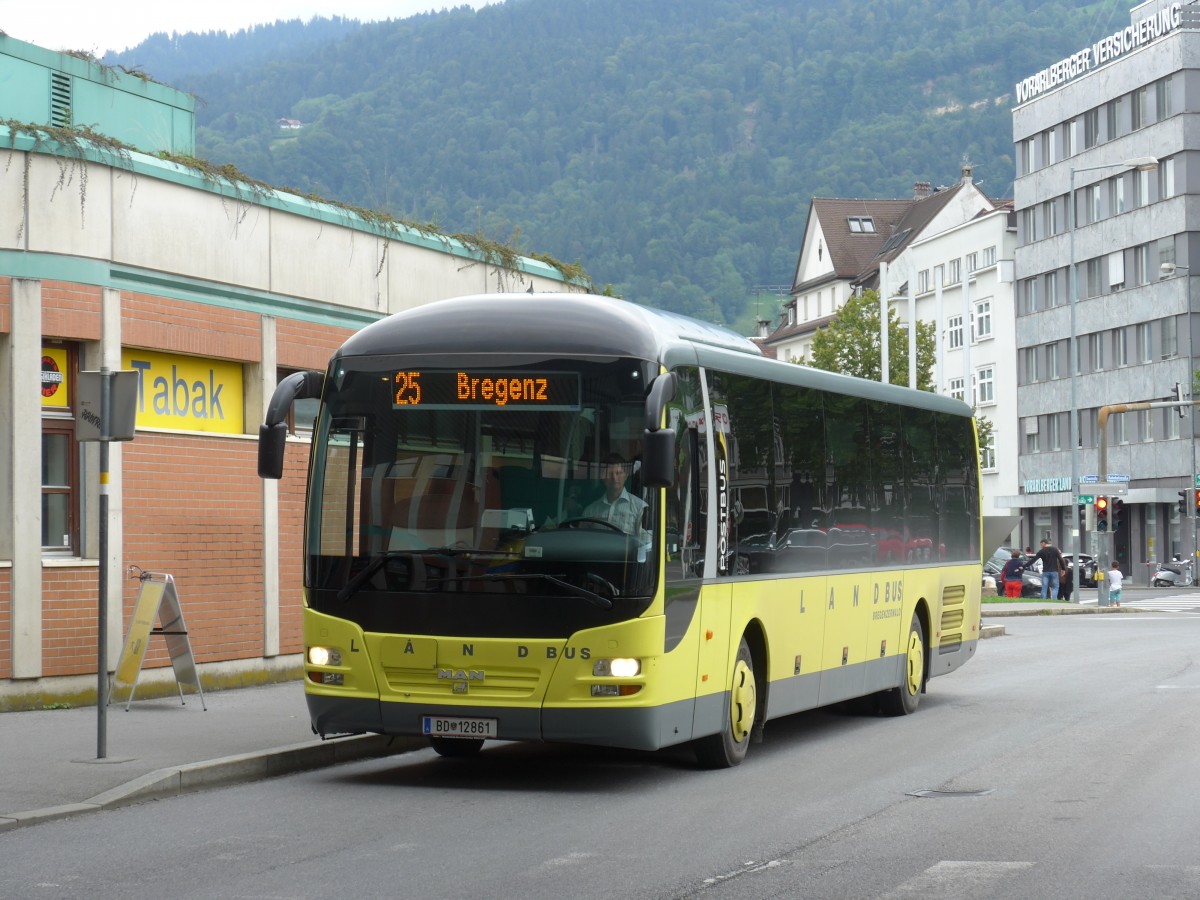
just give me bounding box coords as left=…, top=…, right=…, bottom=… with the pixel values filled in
left=1068, top=155, right=1157, bottom=598
left=1161, top=261, right=1196, bottom=578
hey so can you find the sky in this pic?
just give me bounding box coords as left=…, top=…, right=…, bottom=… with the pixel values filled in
left=1, top=0, right=496, bottom=56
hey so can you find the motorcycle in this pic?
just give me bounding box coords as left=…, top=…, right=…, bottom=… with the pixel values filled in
left=1152, top=558, right=1194, bottom=588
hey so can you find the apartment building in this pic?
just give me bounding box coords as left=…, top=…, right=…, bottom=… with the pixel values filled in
left=1008, top=0, right=1198, bottom=573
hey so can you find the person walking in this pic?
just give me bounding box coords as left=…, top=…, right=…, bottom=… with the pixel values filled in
left=1107, top=561, right=1124, bottom=606
left=1034, top=538, right=1063, bottom=599
left=1058, top=558, right=1074, bottom=602
left=1000, top=550, right=1026, bottom=598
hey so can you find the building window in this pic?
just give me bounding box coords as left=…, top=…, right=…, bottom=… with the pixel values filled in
left=1026, top=423, right=1041, bottom=454
left=948, top=315, right=964, bottom=350
left=1160, top=156, right=1176, bottom=201
left=1047, top=341, right=1060, bottom=379
left=982, top=245, right=996, bottom=267
left=1131, top=86, right=1145, bottom=130
left=1021, top=137, right=1036, bottom=175
left=1023, top=276, right=1039, bottom=313
left=974, top=298, right=992, bottom=340
left=917, top=269, right=930, bottom=293
left=41, top=344, right=80, bottom=555
left=1163, top=317, right=1178, bottom=358
left=1140, top=408, right=1154, bottom=442
left=1159, top=236, right=1177, bottom=272
left=1133, top=243, right=1151, bottom=286
left=980, top=434, right=996, bottom=471
left=1023, top=207, right=1040, bottom=243
left=947, top=258, right=961, bottom=285
left=278, top=368, right=320, bottom=435
left=1115, top=327, right=1129, bottom=367
left=1167, top=406, right=1182, bottom=439
left=948, top=377, right=964, bottom=401
left=1046, top=270, right=1059, bottom=308
left=1084, top=108, right=1099, bottom=148
left=1025, top=347, right=1040, bottom=384
left=848, top=216, right=875, bottom=233
left=976, top=367, right=995, bottom=405
left=1048, top=414, right=1062, bottom=450
left=966, top=252, right=979, bottom=273
left=1135, top=168, right=1150, bottom=208
left=1156, top=74, right=1174, bottom=120
left=1110, top=176, right=1125, bottom=215
left=1088, top=184, right=1102, bottom=223
left=1113, top=411, right=1129, bottom=445
left=1139, top=322, right=1153, bottom=362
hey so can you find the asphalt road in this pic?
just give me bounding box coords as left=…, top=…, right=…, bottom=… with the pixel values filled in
left=5, top=612, right=1200, bottom=900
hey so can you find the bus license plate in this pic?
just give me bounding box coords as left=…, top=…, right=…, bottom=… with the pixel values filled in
left=422, top=715, right=497, bottom=738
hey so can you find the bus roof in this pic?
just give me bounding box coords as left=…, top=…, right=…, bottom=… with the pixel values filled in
left=335, top=293, right=972, bottom=419
left=337, top=293, right=762, bottom=360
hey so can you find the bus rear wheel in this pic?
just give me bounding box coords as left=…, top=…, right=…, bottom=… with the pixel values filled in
left=694, top=636, right=756, bottom=768
left=878, top=612, right=925, bottom=716
left=430, top=737, right=484, bottom=758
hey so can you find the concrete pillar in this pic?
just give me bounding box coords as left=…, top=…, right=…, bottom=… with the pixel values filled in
left=6, top=280, right=43, bottom=678
left=256, top=316, right=280, bottom=658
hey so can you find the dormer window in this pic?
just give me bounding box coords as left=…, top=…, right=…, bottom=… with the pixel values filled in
left=848, top=216, right=875, bottom=233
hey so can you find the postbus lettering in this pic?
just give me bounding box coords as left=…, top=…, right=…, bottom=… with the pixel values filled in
left=517, top=645, right=528, bottom=657
left=853, top=584, right=860, bottom=607
left=404, top=640, right=415, bottom=654
left=462, top=643, right=474, bottom=656
left=828, top=588, right=835, bottom=610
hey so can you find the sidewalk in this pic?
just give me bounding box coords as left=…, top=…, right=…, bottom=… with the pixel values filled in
left=0, top=681, right=422, bottom=832
left=0, top=596, right=1143, bottom=833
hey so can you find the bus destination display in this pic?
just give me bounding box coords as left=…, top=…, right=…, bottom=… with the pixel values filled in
left=393, top=370, right=581, bottom=410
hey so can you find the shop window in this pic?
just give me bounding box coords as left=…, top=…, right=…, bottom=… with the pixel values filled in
left=279, top=368, right=321, bottom=435
left=41, top=344, right=80, bottom=555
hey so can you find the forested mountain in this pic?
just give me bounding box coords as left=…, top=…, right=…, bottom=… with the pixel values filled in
left=108, top=0, right=1130, bottom=329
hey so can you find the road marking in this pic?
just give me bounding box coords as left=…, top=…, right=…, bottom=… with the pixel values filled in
left=878, top=861, right=1034, bottom=897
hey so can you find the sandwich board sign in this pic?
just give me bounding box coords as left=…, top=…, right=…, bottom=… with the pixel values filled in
left=109, top=573, right=206, bottom=711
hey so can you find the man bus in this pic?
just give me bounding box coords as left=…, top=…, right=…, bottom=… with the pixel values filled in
left=259, top=293, right=981, bottom=767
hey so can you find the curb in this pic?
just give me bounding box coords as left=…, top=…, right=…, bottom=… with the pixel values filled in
left=0, top=733, right=424, bottom=833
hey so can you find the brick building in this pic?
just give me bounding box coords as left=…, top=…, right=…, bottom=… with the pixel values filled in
left=0, top=36, right=577, bottom=708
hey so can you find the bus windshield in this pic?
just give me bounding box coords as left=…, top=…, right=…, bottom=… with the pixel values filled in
left=305, top=356, right=660, bottom=637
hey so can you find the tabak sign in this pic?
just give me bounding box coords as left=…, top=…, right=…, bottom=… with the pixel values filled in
left=1015, top=2, right=1183, bottom=104
left=41, top=347, right=69, bottom=408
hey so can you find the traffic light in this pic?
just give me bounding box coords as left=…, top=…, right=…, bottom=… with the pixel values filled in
left=1180, top=491, right=1189, bottom=516
left=1195, top=490, right=1200, bottom=516
left=1095, top=496, right=1109, bottom=532
left=1112, top=498, right=1125, bottom=532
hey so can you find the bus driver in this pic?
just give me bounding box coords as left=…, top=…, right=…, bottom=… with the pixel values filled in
left=583, top=453, right=649, bottom=540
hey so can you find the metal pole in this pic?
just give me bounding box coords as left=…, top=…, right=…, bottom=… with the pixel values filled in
left=1190, top=269, right=1198, bottom=582
left=97, top=367, right=110, bottom=759
left=1069, top=168, right=1080, bottom=600
left=880, top=260, right=890, bottom=384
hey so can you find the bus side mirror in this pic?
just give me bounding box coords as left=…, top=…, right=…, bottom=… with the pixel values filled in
left=643, top=371, right=678, bottom=488
left=258, top=370, right=324, bottom=480
left=642, top=428, right=676, bottom=488
left=258, top=423, right=289, bottom=479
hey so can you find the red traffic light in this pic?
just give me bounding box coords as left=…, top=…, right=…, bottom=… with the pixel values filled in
left=1096, top=497, right=1108, bottom=511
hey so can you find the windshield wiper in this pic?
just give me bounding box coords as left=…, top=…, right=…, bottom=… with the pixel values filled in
left=335, top=547, right=517, bottom=602
left=421, top=571, right=614, bottom=610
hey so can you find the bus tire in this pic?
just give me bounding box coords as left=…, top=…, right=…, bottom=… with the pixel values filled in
left=879, top=612, right=925, bottom=716
left=694, top=636, right=756, bottom=768
left=430, top=737, right=485, bottom=758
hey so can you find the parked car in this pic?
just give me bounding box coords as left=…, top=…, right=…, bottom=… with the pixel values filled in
left=1063, top=553, right=1097, bottom=587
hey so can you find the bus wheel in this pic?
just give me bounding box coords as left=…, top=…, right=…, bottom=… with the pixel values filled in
left=430, top=737, right=484, bottom=758
left=879, top=612, right=925, bottom=716
left=694, top=637, right=756, bottom=768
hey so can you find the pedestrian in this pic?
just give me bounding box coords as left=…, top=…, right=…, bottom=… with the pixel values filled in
left=1058, top=558, right=1074, bottom=602
left=1034, top=538, right=1063, bottom=599
left=1001, top=550, right=1025, bottom=598
left=1107, top=561, right=1124, bottom=606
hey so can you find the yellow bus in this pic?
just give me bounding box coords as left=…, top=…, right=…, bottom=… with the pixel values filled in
left=259, top=293, right=981, bottom=767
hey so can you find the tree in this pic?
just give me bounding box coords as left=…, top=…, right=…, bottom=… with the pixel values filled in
left=803, top=288, right=935, bottom=389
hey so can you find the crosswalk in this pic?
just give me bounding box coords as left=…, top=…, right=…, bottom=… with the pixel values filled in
left=1078, top=594, right=1200, bottom=613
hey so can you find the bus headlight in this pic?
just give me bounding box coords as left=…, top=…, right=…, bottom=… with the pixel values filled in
left=593, top=657, right=641, bottom=677
left=308, top=646, right=342, bottom=667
